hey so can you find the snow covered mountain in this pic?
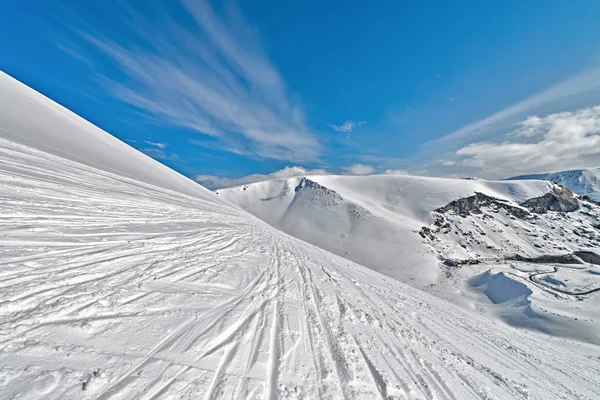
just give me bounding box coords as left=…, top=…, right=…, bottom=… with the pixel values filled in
left=218, top=175, right=600, bottom=343
left=2, top=70, right=600, bottom=399
left=216, top=175, right=593, bottom=284
left=508, top=167, right=600, bottom=202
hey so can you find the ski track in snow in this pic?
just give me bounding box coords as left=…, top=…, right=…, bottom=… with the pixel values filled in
left=2, top=139, right=600, bottom=399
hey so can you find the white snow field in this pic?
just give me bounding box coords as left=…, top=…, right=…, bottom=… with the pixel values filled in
left=1, top=71, right=600, bottom=400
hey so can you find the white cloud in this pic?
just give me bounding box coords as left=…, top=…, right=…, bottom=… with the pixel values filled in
left=329, top=120, right=366, bottom=133
left=195, top=166, right=330, bottom=189
left=439, top=160, right=456, bottom=166
left=433, top=66, right=600, bottom=145
left=342, top=163, right=375, bottom=175
left=79, top=0, right=318, bottom=162
left=144, top=140, right=167, bottom=149
left=456, top=105, right=600, bottom=178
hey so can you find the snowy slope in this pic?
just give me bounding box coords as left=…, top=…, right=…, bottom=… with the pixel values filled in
left=216, top=175, right=552, bottom=287
left=2, top=72, right=600, bottom=399
left=218, top=175, right=600, bottom=343
left=509, top=168, right=600, bottom=202
left=0, top=72, right=221, bottom=204
left=423, top=188, right=600, bottom=343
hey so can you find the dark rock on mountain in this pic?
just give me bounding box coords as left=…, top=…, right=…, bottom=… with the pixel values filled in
left=435, top=192, right=530, bottom=218
left=520, top=185, right=579, bottom=213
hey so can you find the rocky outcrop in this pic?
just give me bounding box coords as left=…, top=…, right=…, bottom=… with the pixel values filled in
left=295, top=177, right=339, bottom=197
left=520, top=185, right=579, bottom=213
left=435, top=185, right=580, bottom=219
left=421, top=186, right=600, bottom=269
left=419, top=226, right=436, bottom=240
left=442, top=258, right=480, bottom=267
left=435, top=192, right=530, bottom=218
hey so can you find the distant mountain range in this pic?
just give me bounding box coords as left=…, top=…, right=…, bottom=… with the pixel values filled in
left=508, top=167, right=600, bottom=202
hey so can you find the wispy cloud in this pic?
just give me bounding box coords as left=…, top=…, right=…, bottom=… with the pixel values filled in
left=54, top=41, right=93, bottom=65
left=329, top=120, right=366, bottom=134
left=432, top=66, right=600, bottom=145
left=439, top=160, right=456, bottom=166
left=144, top=140, right=167, bottom=149
left=72, top=0, right=318, bottom=162
left=455, top=105, right=600, bottom=177
left=195, top=166, right=330, bottom=189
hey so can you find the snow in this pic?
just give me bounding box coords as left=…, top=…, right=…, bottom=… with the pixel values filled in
left=509, top=167, right=600, bottom=202
left=448, top=262, right=600, bottom=345
left=216, top=175, right=552, bottom=287
left=218, top=170, right=600, bottom=345
left=2, top=71, right=600, bottom=399
left=0, top=71, right=221, bottom=205
left=472, top=271, right=533, bottom=305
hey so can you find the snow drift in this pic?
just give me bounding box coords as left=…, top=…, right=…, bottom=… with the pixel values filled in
left=472, top=271, right=533, bottom=305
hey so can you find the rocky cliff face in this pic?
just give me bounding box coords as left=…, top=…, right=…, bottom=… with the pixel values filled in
left=520, top=185, right=579, bottom=213
left=435, top=192, right=530, bottom=218
left=422, top=184, right=600, bottom=264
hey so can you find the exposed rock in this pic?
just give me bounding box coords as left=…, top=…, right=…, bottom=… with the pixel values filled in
left=435, top=192, right=529, bottom=218
left=443, top=258, right=480, bottom=267
left=419, top=226, right=436, bottom=240
left=294, top=177, right=338, bottom=197
left=520, top=185, right=579, bottom=213
left=293, top=177, right=343, bottom=205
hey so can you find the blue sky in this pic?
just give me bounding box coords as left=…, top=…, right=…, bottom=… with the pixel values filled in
left=2, top=0, right=600, bottom=188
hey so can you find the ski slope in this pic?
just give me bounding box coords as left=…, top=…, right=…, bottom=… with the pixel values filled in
left=1, top=71, right=600, bottom=399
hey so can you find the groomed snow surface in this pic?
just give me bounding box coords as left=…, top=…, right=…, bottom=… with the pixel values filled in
left=1, top=70, right=600, bottom=399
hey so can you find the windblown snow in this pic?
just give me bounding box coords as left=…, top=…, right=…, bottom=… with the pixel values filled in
left=1, top=70, right=600, bottom=399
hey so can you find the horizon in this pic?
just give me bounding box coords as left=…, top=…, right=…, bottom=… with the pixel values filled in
left=2, top=1, right=600, bottom=189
